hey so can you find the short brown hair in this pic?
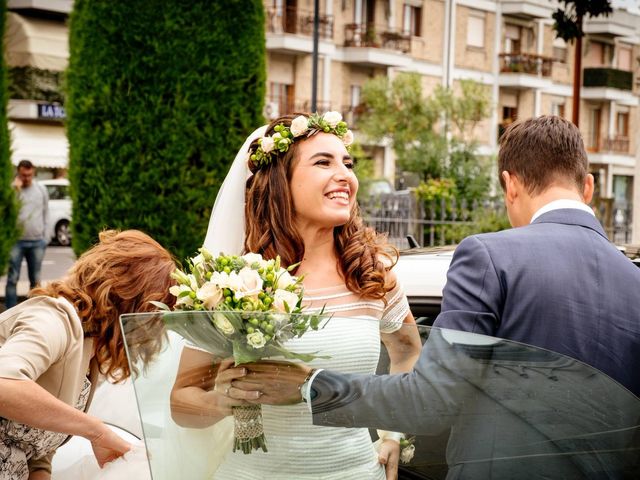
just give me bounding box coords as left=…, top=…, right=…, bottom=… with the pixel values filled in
left=31, top=230, right=177, bottom=381
left=498, top=115, right=588, bottom=195
left=245, top=114, right=397, bottom=302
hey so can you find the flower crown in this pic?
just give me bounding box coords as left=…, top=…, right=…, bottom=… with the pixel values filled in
left=250, top=111, right=354, bottom=169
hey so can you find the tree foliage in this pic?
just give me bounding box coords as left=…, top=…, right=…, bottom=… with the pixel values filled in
left=552, top=0, right=612, bottom=42
left=358, top=73, right=492, bottom=202
left=0, top=0, right=19, bottom=274
left=67, top=0, right=266, bottom=259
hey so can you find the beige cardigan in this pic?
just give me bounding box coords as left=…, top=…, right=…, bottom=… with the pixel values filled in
left=0, top=296, right=97, bottom=473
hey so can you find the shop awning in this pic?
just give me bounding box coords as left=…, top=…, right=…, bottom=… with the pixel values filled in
left=5, top=12, right=68, bottom=71
left=9, top=121, right=68, bottom=169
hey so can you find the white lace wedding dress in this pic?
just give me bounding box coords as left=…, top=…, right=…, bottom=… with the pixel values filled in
left=213, top=282, right=410, bottom=480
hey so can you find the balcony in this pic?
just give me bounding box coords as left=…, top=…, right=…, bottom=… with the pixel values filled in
left=601, top=136, right=630, bottom=154
left=582, top=68, right=637, bottom=105
left=342, top=104, right=367, bottom=130
left=264, top=97, right=333, bottom=119
left=265, top=7, right=335, bottom=55
left=498, top=53, right=553, bottom=89
left=342, top=24, right=412, bottom=67
left=500, top=0, right=554, bottom=19
left=584, top=9, right=638, bottom=37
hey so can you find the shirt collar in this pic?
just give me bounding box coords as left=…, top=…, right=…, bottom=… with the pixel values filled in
left=530, top=199, right=595, bottom=224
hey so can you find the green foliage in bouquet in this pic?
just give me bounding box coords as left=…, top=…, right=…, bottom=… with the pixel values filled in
left=66, top=0, right=266, bottom=259
left=0, top=0, right=19, bottom=274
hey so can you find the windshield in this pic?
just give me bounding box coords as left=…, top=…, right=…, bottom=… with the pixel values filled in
left=120, top=311, right=640, bottom=480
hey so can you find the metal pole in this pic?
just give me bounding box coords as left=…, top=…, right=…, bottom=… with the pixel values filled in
left=311, top=0, right=320, bottom=112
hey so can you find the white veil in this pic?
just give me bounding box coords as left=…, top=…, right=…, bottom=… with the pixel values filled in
left=204, top=125, right=268, bottom=255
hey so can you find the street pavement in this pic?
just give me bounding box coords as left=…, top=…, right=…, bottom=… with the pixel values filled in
left=0, top=246, right=76, bottom=311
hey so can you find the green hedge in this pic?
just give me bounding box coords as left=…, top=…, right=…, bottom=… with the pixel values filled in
left=583, top=67, right=633, bottom=91
left=67, top=0, right=266, bottom=260
left=0, top=0, right=19, bottom=275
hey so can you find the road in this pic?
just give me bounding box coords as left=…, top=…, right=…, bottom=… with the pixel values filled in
left=0, top=246, right=76, bottom=309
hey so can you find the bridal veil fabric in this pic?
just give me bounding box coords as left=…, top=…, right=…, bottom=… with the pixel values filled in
left=204, top=125, right=268, bottom=255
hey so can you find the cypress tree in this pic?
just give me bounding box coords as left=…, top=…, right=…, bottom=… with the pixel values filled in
left=0, top=0, right=19, bottom=274
left=67, top=0, right=265, bottom=259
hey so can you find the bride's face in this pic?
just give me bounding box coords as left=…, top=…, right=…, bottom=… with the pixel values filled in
left=289, top=132, right=358, bottom=231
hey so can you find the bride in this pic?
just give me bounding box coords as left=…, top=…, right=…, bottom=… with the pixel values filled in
left=170, top=112, right=422, bottom=479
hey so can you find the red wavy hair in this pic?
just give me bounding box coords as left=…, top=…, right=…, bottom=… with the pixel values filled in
left=244, top=114, right=397, bottom=301
left=31, top=230, right=177, bottom=381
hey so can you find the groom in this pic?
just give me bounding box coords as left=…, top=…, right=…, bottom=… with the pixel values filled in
left=236, top=116, right=640, bottom=475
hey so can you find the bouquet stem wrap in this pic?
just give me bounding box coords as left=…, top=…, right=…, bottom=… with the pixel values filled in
left=232, top=405, right=268, bottom=454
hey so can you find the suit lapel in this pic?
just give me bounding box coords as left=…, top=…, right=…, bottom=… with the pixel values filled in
left=531, top=208, right=609, bottom=241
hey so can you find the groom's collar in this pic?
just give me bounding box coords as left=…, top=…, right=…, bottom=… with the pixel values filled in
left=530, top=199, right=594, bottom=223
left=531, top=208, right=608, bottom=241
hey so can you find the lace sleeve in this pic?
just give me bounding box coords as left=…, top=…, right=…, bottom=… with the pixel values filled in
left=380, top=277, right=410, bottom=334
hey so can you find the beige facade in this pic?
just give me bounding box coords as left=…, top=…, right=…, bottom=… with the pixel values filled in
left=265, top=0, right=640, bottom=241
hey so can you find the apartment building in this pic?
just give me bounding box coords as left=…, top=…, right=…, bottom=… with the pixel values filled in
left=265, top=0, right=640, bottom=241
left=5, top=0, right=71, bottom=178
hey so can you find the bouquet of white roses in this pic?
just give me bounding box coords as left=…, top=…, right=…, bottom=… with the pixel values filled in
left=158, top=248, right=327, bottom=454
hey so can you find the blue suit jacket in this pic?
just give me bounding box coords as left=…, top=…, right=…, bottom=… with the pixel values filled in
left=434, top=208, right=640, bottom=396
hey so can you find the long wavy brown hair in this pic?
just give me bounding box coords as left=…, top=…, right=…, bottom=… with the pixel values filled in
left=245, top=114, right=397, bottom=301
left=31, top=230, right=177, bottom=381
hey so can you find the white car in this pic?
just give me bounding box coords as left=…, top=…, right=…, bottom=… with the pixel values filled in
left=40, top=179, right=72, bottom=246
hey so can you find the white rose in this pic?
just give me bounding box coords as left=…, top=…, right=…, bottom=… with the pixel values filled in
left=170, top=285, right=194, bottom=308
left=272, top=132, right=282, bottom=141
left=196, top=282, right=224, bottom=309
left=400, top=444, right=415, bottom=464
left=213, top=312, right=235, bottom=335
left=290, top=115, right=309, bottom=137
left=191, top=253, right=205, bottom=267
left=274, top=269, right=296, bottom=290
left=260, top=136, right=275, bottom=153
left=242, top=253, right=266, bottom=268
left=323, top=111, right=342, bottom=128
left=234, top=267, right=264, bottom=299
left=342, top=129, right=354, bottom=147
left=246, top=331, right=266, bottom=349
left=272, top=289, right=300, bottom=313
left=187, top=274, right=199, bottom=291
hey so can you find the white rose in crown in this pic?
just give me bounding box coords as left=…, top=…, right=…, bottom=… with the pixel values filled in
left=196, top=282, right=224, bottom=309
left=274, top=269, right=296, bottom=290
left=323, top=111, right=342, bottom=128
left=234, top=267, right=264, bottom=299
left=260, top=136, right=275, bottom=154
left=170, top=285, right=195, bottom=308
left=342, top=129, right=354, bottom=146
left=273, top=289, right=300, bottom=313
left=290, top=115, right=309, bottom=137
left=247, top=330, right=267, bottom=349
left=212, top=312, right=235, bottom=335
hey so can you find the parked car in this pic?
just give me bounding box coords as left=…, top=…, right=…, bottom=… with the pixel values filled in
left=40, top=178, right=72, bottom=246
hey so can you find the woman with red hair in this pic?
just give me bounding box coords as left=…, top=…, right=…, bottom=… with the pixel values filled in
left=0, top=229, right=177, bottom=480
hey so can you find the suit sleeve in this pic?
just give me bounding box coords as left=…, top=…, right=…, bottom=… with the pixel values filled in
left=434, top=235, right=503, bottom=335
left=310, top=330, right=482, bottom=435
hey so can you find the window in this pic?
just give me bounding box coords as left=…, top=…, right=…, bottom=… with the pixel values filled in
left=403, top=4, right=422, bottom=37
left=616, top=111, right=629, bottom=137
left=587, top=40, right=613, bottom=67
left=553, top=37, right=567, bottom=63
left=467, top=12, right=485, bottom=49
left=617, top=45, right=632, bottom=71
left=269, top=82, right=295, bottom=116
left=350, top=85, right=361, bottom=108
left=551, top=102, right=565, bottom=118
left=504, top=24, right=521, bottom=54
left=587, top=108, right=601, bottom=151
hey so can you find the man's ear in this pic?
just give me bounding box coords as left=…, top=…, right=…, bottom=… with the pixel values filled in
left=583, top=173, right=594, bottom=204
left=501, top=171, right=518, bottom=204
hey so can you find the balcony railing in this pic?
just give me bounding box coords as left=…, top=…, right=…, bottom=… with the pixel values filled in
left=583, top=67, right=633, bottom=91
left=8, top=66, right=64, bottom=104
left=344, top=24, right=411, bottom=53
left=265, top=7, right=334, bottom=40
left=265, top=97, right=332, bottom=118
left=499, top=53, right=552, bottom=77
left=601, top=136, right=630, bottom=154
left=342, top=104, right=367, bottom=129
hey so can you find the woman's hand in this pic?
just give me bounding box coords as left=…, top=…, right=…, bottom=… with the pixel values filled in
left=232, top=360, right=312, bottom=405
left=210, top=359, right=260, bottom=415
left=377, top=439, right=401, bottom=480
left=88, top=424, right=131, bottom=468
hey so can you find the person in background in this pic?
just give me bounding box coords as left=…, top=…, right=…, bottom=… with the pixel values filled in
left=0, top=229, right=177, bottom=480
left=5, top=160, right=49, bottom=309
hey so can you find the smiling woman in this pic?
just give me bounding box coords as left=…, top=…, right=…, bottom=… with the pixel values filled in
left=170, top=113, right=423, bottom=480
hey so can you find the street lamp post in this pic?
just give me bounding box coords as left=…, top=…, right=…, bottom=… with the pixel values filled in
left=311, top=0, right=320, bottom=112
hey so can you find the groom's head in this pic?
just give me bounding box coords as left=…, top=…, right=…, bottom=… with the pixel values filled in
left=498, top=115, right=594, bottom=227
